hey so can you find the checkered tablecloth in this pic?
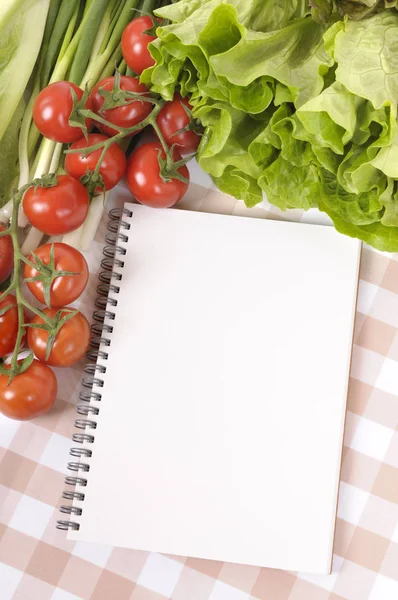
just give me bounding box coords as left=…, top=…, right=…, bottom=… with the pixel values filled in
left=1, top=163, right=398, bottom=600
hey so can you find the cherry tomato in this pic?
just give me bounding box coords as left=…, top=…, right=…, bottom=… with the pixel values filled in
left=65, top=134, right=127, bottom=191
left=23, top=175, right=89, bottom=235
left=33, top=81, right=93, bottom=143
left=0, top=360, right=57, bottom=420
left=90, top=76, right=152, bottom=137
left=24, top=243, right=89, bottom=308
left=0, top=295, right=27, bottom=358
left=0, top=225, right=13, bottom=283
left=28, top=308, right=90, bottom=367
left=126, top=142, right=189, bottom=208
left=121, top=16, right=157, bottom=75
left=156, top=94, right=200, bottom=154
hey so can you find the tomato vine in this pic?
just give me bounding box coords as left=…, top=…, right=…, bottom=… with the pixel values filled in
left=0, top=74, right=194, bottom=383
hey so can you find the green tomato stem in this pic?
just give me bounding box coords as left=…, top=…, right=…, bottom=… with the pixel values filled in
left=4, top=188, right=53, bottom=377
left=152, top=119, right=170, bottom=157
left=66, top=100, right=164, bottom=160
left=93, top=145, right=109, bottom=178
left=20, top=297, right=53, bottom=324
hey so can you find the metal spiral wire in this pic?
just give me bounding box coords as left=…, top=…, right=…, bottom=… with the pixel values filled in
left=57, top=207, right=133, bottom=531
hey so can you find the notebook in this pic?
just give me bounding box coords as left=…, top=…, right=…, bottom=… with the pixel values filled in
left=60, top=202, right=361, bottom=574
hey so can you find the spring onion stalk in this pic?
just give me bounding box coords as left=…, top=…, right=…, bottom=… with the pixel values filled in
left=88, top=6, right=113, bottom=64
left=61, top=225, right=85, bottom=249
left=41, top=0, right=81, bottom=88
left=77, top=195, right=106, bottom=251
left=68, top=0, right=110, bottom=85
left=15, top=93, right=41, bottom=227
left=79, top=0, right=141, bottom=90
left=100, top=0, right=126, bottom=55
left=49, top=2, right=98, bottom=84
left=141, top=0, right=158, bottom=13
left=57, top=8, right=80, bottom=62
left=97, top=46, right=123, bottom=82
left=39, top=0, right=63, bottom=55
left=118, top=59, right=128, bottom=76
left=21, top=227, right=47, bottom=256
left=49, top=143, right=63, bottom=173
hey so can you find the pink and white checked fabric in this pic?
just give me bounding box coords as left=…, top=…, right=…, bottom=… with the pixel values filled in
left=1, top=171, right=398, bottom=600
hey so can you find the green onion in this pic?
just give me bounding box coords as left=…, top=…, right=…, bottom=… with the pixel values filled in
left=68, top=0, right=110, bottom=85
left=41, top=0, right=81, bottom=87
left=79, top=0, right=140, bottom=90
left=141, top=0, right=159, bottom=14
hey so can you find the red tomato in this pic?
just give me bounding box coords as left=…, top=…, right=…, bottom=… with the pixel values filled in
left=121, top=16, right=157, bottom=75
left=0, top=225, right=13, bottom=283
left=0, top=360, right=57, bottom=420
left=24, top=243, right=89, bottom=308
left=126, top=142, right=189, bottom=208
left=156, top=94, right=200, bottom=154
left=65, top=134, right=127, bottom=191
left=33, top=81, right=93, bottom=143
left=90, top=76, right=152, bottom=137
left=23, top=175, right=89, bottom=235
left=27, top=308, right=90, bottom=367
left=0, top=295, right=27, bottom=358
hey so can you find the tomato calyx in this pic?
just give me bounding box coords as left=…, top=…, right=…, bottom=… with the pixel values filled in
left=157, top=147, right=191, bottom=184
left=79, top=170, right=106, bottom=198
left=130, top=10, right=161, bottom=37
left=0, top=352, right=35, bottom=383
left=31, top=173, right=58, bottom=192
left=69, top=86, right=91, bottom=140
left=97, top=71, right=155, bottom=112
left=25, top=308, right=79, bottom=361
left=22, top=243, right=80, bottom=308
left=142, top=18, right=160, bottom=37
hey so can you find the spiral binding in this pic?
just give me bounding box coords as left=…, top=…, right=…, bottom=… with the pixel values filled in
left=57, top=207, right=133, bottom=532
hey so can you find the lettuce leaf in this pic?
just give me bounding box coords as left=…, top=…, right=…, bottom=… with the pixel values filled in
left=146, top=0, right=398, bottom=252
left=259, top=157, right=321, bottom=211
left=318, top=171, right=398, bottom=251
left=311, top=0, right=396, bottom=23
left=212, top=167, right=263, bottom=208
left=370, top=132, right=398, bottom=178
left=194, top=101, right=263, bottom=180
left=334, top=12, right=398, bottom=109
left=210, top=16, right=333, bottom=107
left=156, top=0, right=309, bottom=32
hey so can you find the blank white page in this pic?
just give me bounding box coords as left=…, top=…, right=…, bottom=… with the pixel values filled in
left=70, top=203, right=361, bottom=574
